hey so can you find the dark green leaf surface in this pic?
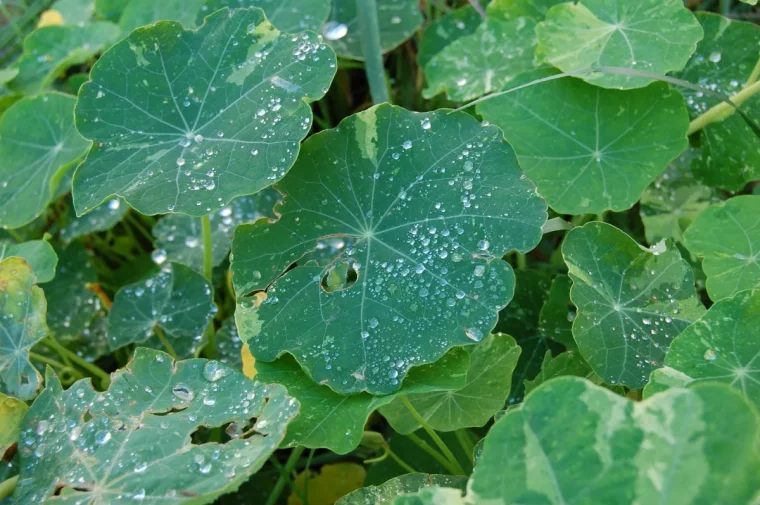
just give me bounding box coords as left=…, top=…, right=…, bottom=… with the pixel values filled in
left=536, top=274, right=575, bottom=350
left=684, top=195, right=760, bottom=302
left=0, top=93, right=90, bottom=229
left=73, top=8, right=336, bottom=217
left=12, top=349, right=299, bottom=504
left=61, top=198, right=128, bottom=244
left=563, top=222, right=705, bottom=388
left=524, top=350, right=595, bottom=394
left=477, top=70, right=690, bottom=215
left=536, top=0, right=703, bottom=89
left=339, top=474, right=467, bottom=505
left=232, top=104, right=547, bottom=395
left=488, top=0, right=565, bottom=21
left=417, top=5, right=482, bottom=69
left=199, top=0, right=330, bottom=32
left=215, top=317, right=244, bottom=369
left=119, top=0, right=207, bottom=32
left=0, top=240, right=57, bottom=283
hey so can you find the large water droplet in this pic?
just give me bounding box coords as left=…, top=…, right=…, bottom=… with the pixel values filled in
left=203, top=361, right=226, bottom=382
left=323, top=21, right=348, bottom=41
left=172, top=384, right=195, bottom=401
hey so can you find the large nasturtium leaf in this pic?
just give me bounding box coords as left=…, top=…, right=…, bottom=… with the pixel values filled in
left=535, top=0, right=703, bottom=89
left=154, top=190, right=278, bottom=272
left=323, top=0, right=422, bottom=60
left=0, top=240, right=57, bottom=283
left=108, top=263, right=214, bottom=357
left=0, top=258, right=48, bottom=401
left=0, top=93, right=90, bottom=230
left=379, top=334, right=520, bottom=433
left=477, top=69, right=690, bottom=215
left=645, top=290, right=760, bottom=410
left=422, top=18, right=537, bottom=103
left=684, top=196, right=760, bottom=301
left=73, top=7, right=337, bottom=217
left=231, top=104, right=547, bottom=395
left=118, top=0, right=208, bottom=32
left=199, top=0, right=330, bottom=32
left=60, top=198, right=128, bottom=244
left=563, top=222, right=705, bottom=389
left=675, top=13, right=760, bottom=192
left=417, top=5, right=482, bottom=69
left=0, top=392, right=28, bottom=454
left=11, top=348, right=299, bottom=504
left=338, top=474, right=467, bottom=505
left=252, top=348, right=469, bottom=454
left=536, top=274, right=575, bottom=350
left=8, top=23, right=120, bottom=94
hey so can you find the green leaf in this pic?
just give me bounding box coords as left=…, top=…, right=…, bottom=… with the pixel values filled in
left=0, top=240, right=57, bottom=283
left=73, top=7, right=337, bottom=217
left=458, top=378, right=760, bottom=505
left=523, top=350, right=596, bottom=395
left=0, top=258, right=48, bottom=401
left=477, top=69, right=690, bottom=215
left=537, top=274, right=575, bottom=350
left=417, top=5, right=482, bottom=69
left=253, top=348, right=469, bottom=454
left=8, top=23, right=120, bottom=94
left=324, top=0, right=422, bottom=60
left=232, top=104, right=547, bottom=395
left=153, top=190, right=278, bottom=272
left=536, top=0, right=703, bottom=89
left=563, top=222, right=705, bottom=389
left=422, top=18, right=537, bottom=102
left=684, top=195, right=760, bottom=301
left=50, top=0, right=96, bottom=25
left=12, top=348, right=299, bottom=504
left=108, top=263, right=215, bottom=357
left=393, top=488, right=464, bottom=505
left=60, top=198, right=128, bottom=244
left=487, top=0, right=566, bottom=22
left=379, top=334, right=520, bottom=433
left=674, top=13, right=760, bottom=191
left=95, top=0, right=127, bottom=22
left=0, top=93, right=90, bottom=230
left=199, top=0, right=330, bottom=32
left=639, top=147, right=718, bottom=245
left=119, top=0, right=207, bottom=32
left=0, top=392, right=28, bottom=454
left=216, top=317, right=244, bottom=370
left=338, top=474, right=467, bottom=505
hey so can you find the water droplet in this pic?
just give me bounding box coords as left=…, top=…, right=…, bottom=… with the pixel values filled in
left=477, top=239, right=490, bottom=251
left=708, top=51, right=721, bottom=63
left=465, top=327, right=483, bottom=342
left=151, top=249, right=167, bottom=265
left=369, top=318, right=379, bottom=328
left=172, top=384, right=195, bottom=401
left=421, top=118, right=431, bottom=130
left=176, top=158, right=186, bottom=167
left=203, top=361, right=226, bottom=382
left=134, top=462, right=148, bottom=473
left=95, top=430, right=111, bottom=445
left=108, top=199, right=120, bottom=210
left=323, top=21, right=348, bottom=41
left=194, top=134, right=204, bottom=143
left=703, top=349, right=717, bottom=361
left=402, top=140, right=413, bottom=150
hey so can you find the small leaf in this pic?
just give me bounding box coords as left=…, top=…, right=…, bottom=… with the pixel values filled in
left=0, top=258, right=48, bottom=401
left=379, top=334, right=521, bottom=433
left=488, top=0, right=565, bottom=22
left=108, top=263, right=214, bottom=357
left=524, top=350, right=616, bottom=395
left=60, top=198, right=128, bottom=244
left=73, top=7, right=336, bottom=217
left=0, top=93, right=90, bottom=229
left=288, top=463, right=366, bottom=505
left=417, top=5, right=482, bottom=69
left=338, top=474, right=467, bottom=505
left=324, top=0, right=422, bottom=60
left=563, top=222, right=705, bottom=388
left=0, top=392, right=28, bottom=454
left=0, top=240, right=58, bottom=283
left=232, top=104, right=547, bottom=395
left=199, top=0, right=330, bottom=32
left=536, top=0, right=703, bottom=89
left=477, top=69, right=690, bottom=215
left=537, top=274, right=575, bottom=350
left=684, top=194, right=760, bottom=303
left=12, top=348, right=299, bottom=504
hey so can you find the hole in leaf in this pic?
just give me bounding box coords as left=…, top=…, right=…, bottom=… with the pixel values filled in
left=321, top=259, right=358, bottom=293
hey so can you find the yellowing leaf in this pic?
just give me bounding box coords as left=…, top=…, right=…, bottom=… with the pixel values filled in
left=288, top=463, right=367, bottom=505
left=37, top=10, right=64, bottom=27
left=0, top=392, right=28, bottom=454
left=242, top=344, right=256, bottom=379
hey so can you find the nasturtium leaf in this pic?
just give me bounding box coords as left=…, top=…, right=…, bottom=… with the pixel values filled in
left=0, top=68, right=18, bottom=86
left=443, top=378, right=760, bottom=505
left=12, top=348, right=299, bottom=504
left=338, top=474, right=467, bottom=505
left=118, top=0, right=207, bottom=32
left=8, top=23, right=120, bottom=94
left=675, top=13, right=760, bottom=192
left=536, top=0, right=703, bottom=89
left=524, top=350, right=596, bottom=395
left=108, top=263, right=214, bottom=357
left=73, top=7, right=337, bottom=217
left=684, top=196, right=760, bottom=301
left=60, top=198, right=128, bottom=244
left=0, top=258, right=48, bottom=401
left=50, top=0, right=96, bottom=25
left=323, top=0, right=422, bottom=60
left=639, top=147, right=718, bottom=245
left=0, top=392, right=28, bottom=454
left=154, top=190, right=278, bottom=272
left=0, top=93, right=89, bottom=230
left=0, top=240, right=57, bottom=283
left=252, top=348, right=469, bottom=454
left=477, top=69, right=690, bottom=215
left=216, top=317, right=244, bottom=369
left=95, top=0, right=127, bottom=22
left=422, top=18, right=537, bottom=102
left=232, top=104, right=547, bottom=395
left=379, top=334, right=520, bottom=433
left=199, top=0, right=330, bottom=32
left=563, top=222, right=705, bottom=389
left=417, top=5, right=482, bottom=69
left=487, top=0, right=565, bottom=22
left=394, top=488, right=464, bottom=505
left=740, top=0, right=758, bottom=4
left=537, top=274, right=575, bottom=350
left=289, top=463, right=366, bottom=505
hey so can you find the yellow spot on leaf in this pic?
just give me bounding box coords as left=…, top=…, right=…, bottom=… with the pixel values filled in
left=241, top=344, right=256, bottom=379
left=288, top=463, right=366, bottom=505
left=38, top=10, right=64, bottom=27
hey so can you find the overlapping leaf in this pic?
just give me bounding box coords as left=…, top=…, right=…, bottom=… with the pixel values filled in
left=536, top=274, right=575, bottom=350
left=339, top=474, right=467, bottom=505
left=0, top=392, right=28, bottom=454
left=563, top=222, right=705, bottom=388
left=417, top=5, right=482, bottom=69
left=232, top=104, right=547, bottom=395
left=73, top=7, right=336, bottom=217
left=524, top=350, right=596, bottom=394
left=0, top=93, right=90, bottom=229
left=199, top=0, right=330, bottom=32
left=60, top=198, right=128, bottom=243
left=11, top=349, right=299, bottom=504
left=684, top=194, right=760, bottom=302
left=0, top=240, right=57, bottom=283
left=49, top=0, right=96, bottom=25
left=477, top=69, right=690, bottom=215
left=119, top=0, right=207, bottom=32
left=536, top=0, right=703, bottom=89
left=488, top=0, right=565, bottom=22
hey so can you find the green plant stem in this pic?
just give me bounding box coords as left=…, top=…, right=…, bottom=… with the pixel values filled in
left=126, top=212, right=154, bottom=244
left=688, top=79, right=760, bottom=136
left=388, top=448, right=417, bottom=473
left=153, top=326, right=178, bottom=360
left=0, top=475, right=18, bottom=500
left=719, top=0, right=731, bottom=15
left=355, top=0, right=390, bottom=104
left=44, top=338, right=110, bottom=388
left=516, top=253, right=527, bottom=270
left=455, top=429, right=476, bottom=462
left=302, top=448, right=315, bottom=505
left=29, top=352, right=68, bottom=370
left=265, top=447, right=305, bottom=505
left=746, top=56, right=760, bottom=88
left=400, top=397, right=464, bottom=474
left=4, top=227, right=24, bottom=243
left=406, top=432, right=463, bottom=475
left=200, top=215, right=217, bottom=357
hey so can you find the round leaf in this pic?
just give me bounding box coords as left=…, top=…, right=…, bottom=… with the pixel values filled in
left=232, top=104, right=547, bottom=395
left=73, top=7, right=337, bottom=217
left=61, top=198, right=128, bottom=244
left=0, top=240, right=58, bottom=283
left=537, top=274, right=575, bottom=350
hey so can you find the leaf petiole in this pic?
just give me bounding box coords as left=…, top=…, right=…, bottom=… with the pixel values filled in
left=153, top=327, right=178, bottom=361
left=406, top=431, right=463, bottom=476
left=455, top=429, right=476, bottom=463
left=355, top=0, right=391, bottom=104
left=402, top=395, right=466, bottom=474
left=201, top=215, right=216, bottom=357
left=265, top=446, right=305, bottom=505
left=43, top=338, right=110, bottom=389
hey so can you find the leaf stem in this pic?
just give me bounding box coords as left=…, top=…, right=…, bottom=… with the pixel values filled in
left=265, top=446, right=305, bottom=505
left=455, top=429, right=476, bottom=463
left=355, top=0, right=390, bottom=104
left=153, top=326, right=178, bottom=361
left=406, top=432, right=463, bottom=475
left=401, top=396, right=466, bottom=475
left=200, top=215, right=217, bottom=357
left=745, top=55, right=760, bottom=88
left=687, top=79, right=760, bottom=136
left=388, top=448, right=417, bottom=473
left=0, top=475, right=18, bottom=500
left=29, top=352, right=68, bottom=370
left=4, top=228, right=24, bottom=243
left=125, top=212, right=154, bottom=244
left=43, top=338, right=110, bottom=388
